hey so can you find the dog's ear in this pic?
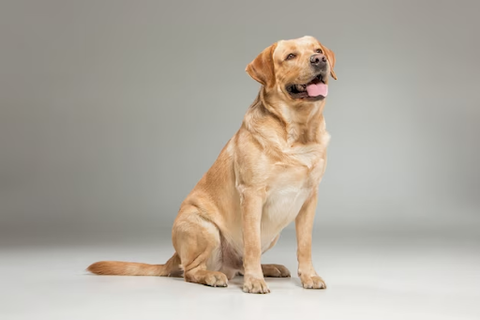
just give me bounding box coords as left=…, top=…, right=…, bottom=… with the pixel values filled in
left=319, top=43, right=338, bottom=80
left=246, top=43, right=277, bottom=88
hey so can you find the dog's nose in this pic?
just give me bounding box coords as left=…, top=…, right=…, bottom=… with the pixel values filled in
left=310, top=54, right=327, bottom=67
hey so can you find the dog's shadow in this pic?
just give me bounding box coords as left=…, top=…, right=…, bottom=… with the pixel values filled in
left=167, top=274, right=297, bottom=292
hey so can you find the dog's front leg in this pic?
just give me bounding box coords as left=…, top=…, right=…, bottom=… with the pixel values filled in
left=240, top=188, right=270, bottom=294
left=295, top=191, right=327, bottom=289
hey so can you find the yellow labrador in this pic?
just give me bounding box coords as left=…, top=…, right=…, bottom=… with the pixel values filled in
left=88, top=35, right=337, bottom=294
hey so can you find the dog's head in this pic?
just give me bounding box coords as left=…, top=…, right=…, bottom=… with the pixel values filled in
left=246, top=36, right=337, bottom=102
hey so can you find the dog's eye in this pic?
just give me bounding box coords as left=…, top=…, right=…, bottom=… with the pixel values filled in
left=285, top=53, right=296, bottom=60
left=315, top=48, right=323, bottom=54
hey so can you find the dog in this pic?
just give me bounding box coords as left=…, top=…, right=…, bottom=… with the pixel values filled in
left=88, top=35, right=337, bottom=294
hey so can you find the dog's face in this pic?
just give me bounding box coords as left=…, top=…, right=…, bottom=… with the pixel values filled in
left=246, top=36, right=337, bottom=103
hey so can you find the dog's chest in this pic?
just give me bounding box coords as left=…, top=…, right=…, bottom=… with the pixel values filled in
left=260, top=144, right=326, bottom=249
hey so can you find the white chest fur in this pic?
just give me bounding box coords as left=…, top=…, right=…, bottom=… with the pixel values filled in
left=260, top=145, right=327, bottom=251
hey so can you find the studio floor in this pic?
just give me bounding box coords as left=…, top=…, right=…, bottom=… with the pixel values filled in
left=1, top=229, right=479, bottom=320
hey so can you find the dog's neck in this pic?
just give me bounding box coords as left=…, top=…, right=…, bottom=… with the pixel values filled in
left=252, top=88, right=327, bottom=146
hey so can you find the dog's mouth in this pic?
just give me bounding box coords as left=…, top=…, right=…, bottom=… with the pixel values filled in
left=286, top=73, right=328, bottom=101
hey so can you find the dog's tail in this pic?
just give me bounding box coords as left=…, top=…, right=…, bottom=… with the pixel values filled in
left=87, top=253, right=182, bottom=277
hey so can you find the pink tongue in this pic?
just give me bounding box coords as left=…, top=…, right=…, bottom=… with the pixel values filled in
left=306, top=83, right=328, bottom=97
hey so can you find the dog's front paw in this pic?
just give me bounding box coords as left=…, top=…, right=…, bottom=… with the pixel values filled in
left=300, top=274, right=327, bottom=289
left=243, top=276, right=270, bottom=294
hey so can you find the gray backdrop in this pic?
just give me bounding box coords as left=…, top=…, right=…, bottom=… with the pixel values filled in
left=1, top=0, right=479, bottom=243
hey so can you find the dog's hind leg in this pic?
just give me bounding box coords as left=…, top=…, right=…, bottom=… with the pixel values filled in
left=259, top=235, right=291, bottom=278
left=173, top=210, right=228, bottom=288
